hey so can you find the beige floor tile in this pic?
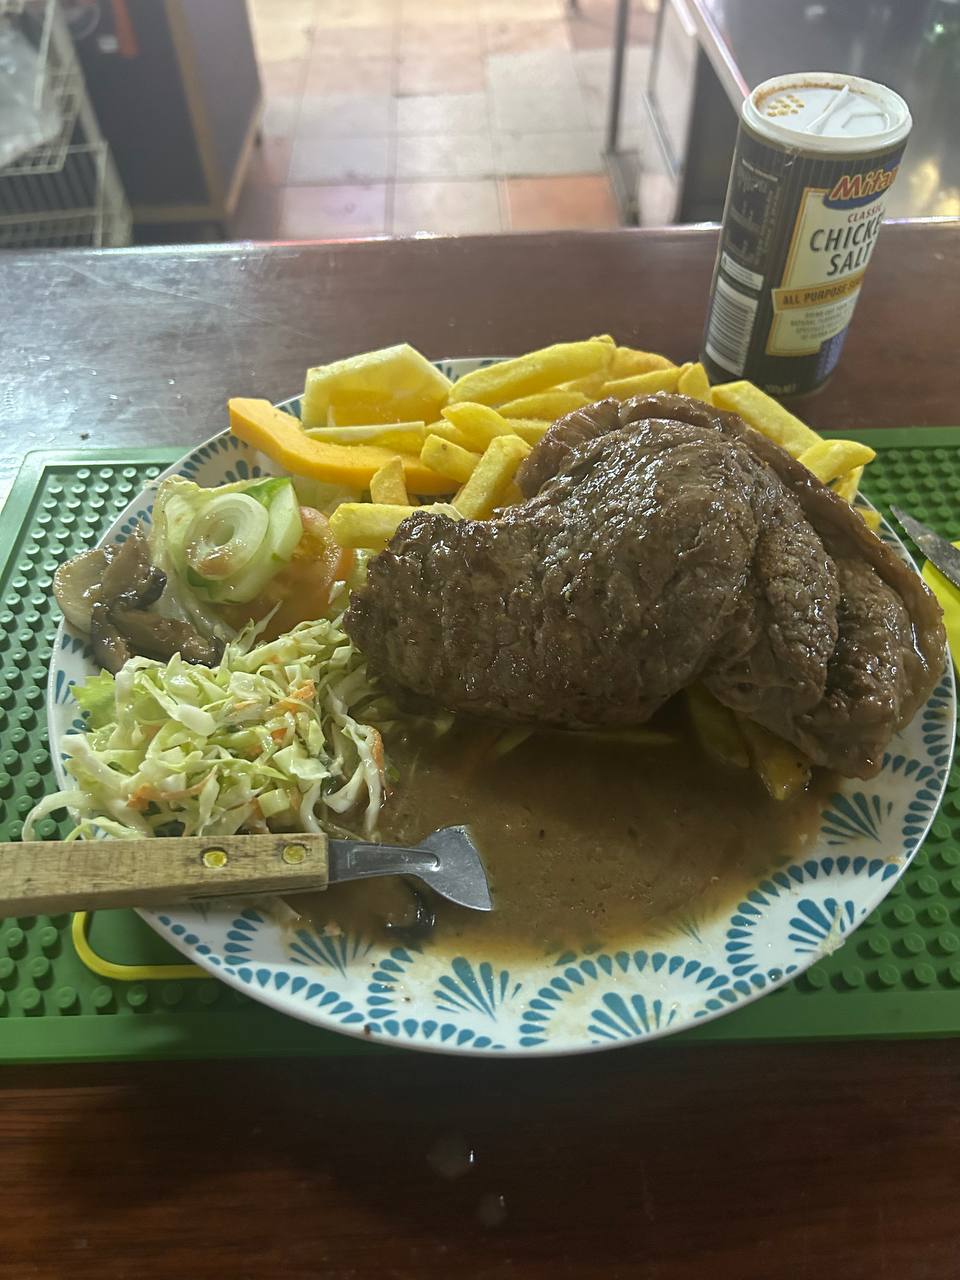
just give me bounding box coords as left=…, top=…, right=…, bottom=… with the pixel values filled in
left=396, top=133, right=497, bottom=180
left=574, top=45, right=651, bottom=92
left=297, top=93, right=395, bottom=136
left=309, top=24, right=396, bottom=57
left=486, top=47, right=581, bottom=91
left=483, top=0, right=565, bottom=21
left=392, top=179, right=502, bottom=234
left=400, top=0, right=481, bottom=23
left=397, top=51, right=486, bottom=94
left=568, top=0, right=656, bottom=48
left=485, top=18, right=571, bottom=54
left=580, top=79, right=650, bottom=131
left=305, top=53, right=395, bottom=93
left=258, top=55, right=309, bottom=97
left=502, top=174, right=619, bottom=229
left=568, top=18, right=613, bottom=50
left=398, top=21, right=482, bottom=56
left=314, top=0, right=397, bottom=28
left=396, top=92, right=488, bottom=134
left=487, top=49, right=589, bottom=133
left=252, top=20, right=316, bottom=64
left=495, top=129, right=602, bottom=175
left=250, top=0, right=316, bottom=25
left=289, top=134, right=393, bottom=183
left=278, top=184, right=388, bottom=238
left=491, top=81, right=589, bottom=133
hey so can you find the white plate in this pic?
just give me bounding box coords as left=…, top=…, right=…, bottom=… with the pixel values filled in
left=48, top=359, right=956, bottom=1056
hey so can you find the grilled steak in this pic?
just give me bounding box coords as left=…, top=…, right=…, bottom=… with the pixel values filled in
left=345, top=393, right=945, bottom=778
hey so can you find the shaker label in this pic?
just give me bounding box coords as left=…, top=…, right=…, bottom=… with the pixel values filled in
left=766, top=186, right=888, bottom=357
left=824, top=162, right=900, bottom=208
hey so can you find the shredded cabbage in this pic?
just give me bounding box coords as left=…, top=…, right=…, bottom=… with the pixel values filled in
left=26, top=616, right=388, bottom=843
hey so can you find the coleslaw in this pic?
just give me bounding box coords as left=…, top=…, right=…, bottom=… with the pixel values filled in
left=25, top=615, right=390, bottom=843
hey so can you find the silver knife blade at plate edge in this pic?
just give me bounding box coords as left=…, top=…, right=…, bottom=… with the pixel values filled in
left=891, top=506, right=960, bottom=591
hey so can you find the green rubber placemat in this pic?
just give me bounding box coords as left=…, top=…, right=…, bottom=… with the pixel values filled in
left=0, top=435, right=958, bottom=1062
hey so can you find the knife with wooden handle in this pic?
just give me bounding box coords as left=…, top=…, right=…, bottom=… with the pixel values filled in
left=0, top=826, right=492, bottom=915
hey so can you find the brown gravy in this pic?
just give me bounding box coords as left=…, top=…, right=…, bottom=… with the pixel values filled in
left=300, top=708, right=833, bottom=959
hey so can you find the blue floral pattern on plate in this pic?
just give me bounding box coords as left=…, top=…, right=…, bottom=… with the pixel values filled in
left=46, top=359, right=956, bottom=1056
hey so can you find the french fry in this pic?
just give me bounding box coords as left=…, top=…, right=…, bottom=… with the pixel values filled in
left=686, top=685, right=749, bottom=769
left=368, top=456, right=409, bottom=505
left=425, top=419, right=474, bottom=450
left=859, top=505, right=883, bottom=532
left=610, top=347, right=676, bottom=379
left=305, top=422, right=427, bottom=455
left=447, top=339, right=614, bottom=406
left=420, top=434, right=481, bottom=485
left=500, top=481, right=524, bottom=506
left=560, top=372, right=607, bottom=398
left=710, top=381, right=820, bottom=457
left=602, top=364, right=687, bottom=400
left=836, top=467, right=886, bottom=530
left=441, top=404, right=548, bottom=450
left=454, top=435, right=531, bottom=519
left=797, top=440, right=876, bottom=486
left=677, top=361, right=711, bottom=401
left=499, top=390, right=590, bottom=419
left=737, top=717, right=812, bottom=802
left=505, top=418, right=552, bottom=445
left=441, top=402, right=517, bottom=451
left=329, top=501, right=461, bottom=550
left=833, top=465, right=864, bottom=504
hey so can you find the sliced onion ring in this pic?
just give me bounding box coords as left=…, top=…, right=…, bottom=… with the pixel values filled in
left=184, top=492, right=269, bottom=581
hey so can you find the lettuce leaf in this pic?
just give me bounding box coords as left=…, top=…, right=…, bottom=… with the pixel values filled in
left=72, top=670, right=117, bottom=729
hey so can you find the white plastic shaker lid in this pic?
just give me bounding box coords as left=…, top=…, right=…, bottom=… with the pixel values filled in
left=742, top=72, right=911, bottom=153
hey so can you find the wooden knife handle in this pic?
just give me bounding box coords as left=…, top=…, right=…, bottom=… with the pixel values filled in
left=0, top=834, right=330, bottom=915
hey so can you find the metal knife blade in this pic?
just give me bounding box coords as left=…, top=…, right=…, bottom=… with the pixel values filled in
left=891, top=506, right=960, bottom=590
left=328, top=826, right=492, bottom=911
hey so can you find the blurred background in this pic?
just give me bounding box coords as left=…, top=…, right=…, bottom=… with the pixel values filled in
left=0, top=0, right=957, bottom=250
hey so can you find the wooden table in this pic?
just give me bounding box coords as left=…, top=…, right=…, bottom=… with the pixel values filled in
left=2, top=222, right=959, bottom=1279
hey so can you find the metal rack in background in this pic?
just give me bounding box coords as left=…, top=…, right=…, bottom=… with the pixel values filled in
left=0, top=0, right=130, bottom=249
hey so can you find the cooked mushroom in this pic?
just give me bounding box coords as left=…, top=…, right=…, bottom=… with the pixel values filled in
left=89, top=601, right=134, bottom=674
left=57, top=523, right=222, bottom=673
left=109, top=607, right=224, bottom=668
left=53, top=545, right=115, bottom=633
left=101, top=527, right=166, bottom=608
left=54, top=527, right=165, bottom=635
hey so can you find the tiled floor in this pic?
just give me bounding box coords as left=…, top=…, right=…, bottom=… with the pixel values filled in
left=233, top=0, right=656, bottom=240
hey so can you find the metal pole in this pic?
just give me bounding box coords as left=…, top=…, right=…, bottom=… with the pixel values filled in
left=605, top=0, right=631, bottom=154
